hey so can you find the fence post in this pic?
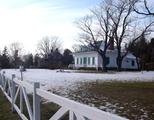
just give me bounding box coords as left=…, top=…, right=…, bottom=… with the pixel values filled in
left=11, top=74, right=15, bottom=113
left=20, top=88, right=23, bottom=113
left=33, top=82, right=40, bottom=120
left=20, top=69, right=23, bottom=113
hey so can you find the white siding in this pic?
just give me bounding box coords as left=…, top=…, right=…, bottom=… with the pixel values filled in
left=73, top=51, right=138, bottom=70
left=73, top=52, right=99, bottom=69
left=97, top=54, right=103, bottom=68
left=106, top=51, right=117, bottom=68
left=122, top=57, right=138, bottom=69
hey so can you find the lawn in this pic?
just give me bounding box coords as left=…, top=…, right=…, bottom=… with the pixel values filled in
left=61, top=81, right=154, bottom=120
left=0, top=81, right=154, bottom=120
left=0, top=89, right=67, bottom=120
left=1, top=69, right=154, bottom=119
left=0, top=90, right=20, bottom=120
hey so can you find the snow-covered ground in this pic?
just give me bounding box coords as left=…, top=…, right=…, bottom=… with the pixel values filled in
left=1, top=69, right=154, bottom=119
left=1, top=69, right=154, bottom=90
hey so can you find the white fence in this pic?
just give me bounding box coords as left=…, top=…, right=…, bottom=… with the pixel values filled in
left=0, top=71, right=128, bottom=120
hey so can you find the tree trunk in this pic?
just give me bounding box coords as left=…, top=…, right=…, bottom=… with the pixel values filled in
left=117, top=57, right=122, bottom=71
left=99, top=51, right=107, bottom=72
left=102, top=54, right=107, bottom=72
left=117, top=48, right=122, bottom=71
left=135, top=57, right=140, bottom=70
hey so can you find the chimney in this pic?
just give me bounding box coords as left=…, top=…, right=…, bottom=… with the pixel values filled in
left=108, top=37, right=114, bottom=50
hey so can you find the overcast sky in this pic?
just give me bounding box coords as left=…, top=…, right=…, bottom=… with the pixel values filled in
left=0, top=0, right=101, bottom=53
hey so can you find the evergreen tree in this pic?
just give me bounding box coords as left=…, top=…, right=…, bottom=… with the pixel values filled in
left=0, top=47, right=11, bottom=68
left=23, top=54, right=34, bottom=68
left=48, top=48, right=63, bottom=69
left=62, top=49, right=73, bottom=66
left=12, top=50, right=22, bottom=68
left=148, top=38, right=154, bottom=62
left=34, top=54, right=40, bottom=67
left=128, top=35, right=154, bottom=70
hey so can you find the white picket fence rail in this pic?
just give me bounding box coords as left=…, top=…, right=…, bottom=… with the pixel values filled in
left=0, top=71, right=128, bottom=120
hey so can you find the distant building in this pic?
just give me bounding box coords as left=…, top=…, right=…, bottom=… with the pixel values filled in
left=73, top=41, right=138, bottom=70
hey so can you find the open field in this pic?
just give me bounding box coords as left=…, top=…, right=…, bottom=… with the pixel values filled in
left=1, top=81, right=154, bottom=120
left=1, top=69, right=154, bottom=119
left=2, top=69, right=154, bottom=92
left=63, top=81, right=154, bottom=120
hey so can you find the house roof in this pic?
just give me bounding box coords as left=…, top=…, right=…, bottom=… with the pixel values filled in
left=126, top=53, right=136, bottom=59
left=75, top=41, right=137, bottom=59
left=73, top=51, right=98, bottom=55
left=76, top=41, right=105, bottom=53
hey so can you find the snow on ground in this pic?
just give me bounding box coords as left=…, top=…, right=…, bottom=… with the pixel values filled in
left=1, top=69, right=154, bottom=119
left=1, top=69, right=154, bottom=90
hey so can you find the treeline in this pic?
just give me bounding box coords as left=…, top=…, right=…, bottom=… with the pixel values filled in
left=0, top=46, right=22, bottom=68
left=34, top=48, right=74, bottom=69
left=0, top=46, right=73, bottom=69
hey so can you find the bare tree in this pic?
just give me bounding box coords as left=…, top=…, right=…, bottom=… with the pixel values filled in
left=72, top=44, right=81, bottom=52
left=75, top=0, right=115, bottom=71
left=127, top=21, right=154, bottom=70
left=134, top=0, right=154, bottom=16
left=76, top=0, right=153, bottom=71
left=9, top=42, right=23, bottom=68
left=110, top=0, right=154, bottom=71
left=10, top=42, right=22, bottom=56
left=37, top=36, right=62, bottom=58
left=92, top=1, right=115, bottom=71
left=107, top=0, right=142, bottom=71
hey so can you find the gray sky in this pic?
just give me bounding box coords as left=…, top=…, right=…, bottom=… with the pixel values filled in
left=0, top=0, right=101, bottom=53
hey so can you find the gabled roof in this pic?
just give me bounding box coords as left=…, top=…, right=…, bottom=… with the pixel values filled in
left=125, top=53, right=136, bottom=59
left=78, top=41, right=103, bottom=53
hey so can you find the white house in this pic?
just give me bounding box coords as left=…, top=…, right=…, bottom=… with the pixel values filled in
left=73, top=41, right=138, bottom=70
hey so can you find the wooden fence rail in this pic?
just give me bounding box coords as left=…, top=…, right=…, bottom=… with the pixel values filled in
left=0, top=71, right=128, bottom=120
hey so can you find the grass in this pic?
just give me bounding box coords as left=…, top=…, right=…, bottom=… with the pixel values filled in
left=0, top=89, right=68, bottom=120
left=0, top=90, right=20, bottom=120
left=66, top=81, right=154, bottom=120
left=41, top=101, right=68, bottom=120
left=1, top=81, right=154, bottom=120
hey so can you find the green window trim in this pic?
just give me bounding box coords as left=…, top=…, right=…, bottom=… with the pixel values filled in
left=77, top=58, right=79, bottom=64
left=105, top=57, right=110, bottom=65
left=88, top=57, right=90, bottom=65
left=83, top=57, right=87, bottom=64
left=80, top=58, right=82, bottom=65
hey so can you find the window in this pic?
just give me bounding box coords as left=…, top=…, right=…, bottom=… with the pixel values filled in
left=132, top=60, right=135, bottom=66
left=80, top=58, right=82, bottom=65
left=83, top=57, right=87, bottom=64
left=88, top=57, right=90, bottom=65
left=92, top=57, right=95, bottom=65
left=105, top=57, right=110, bottom=65
left=77, top=58, right=79, bottom=64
